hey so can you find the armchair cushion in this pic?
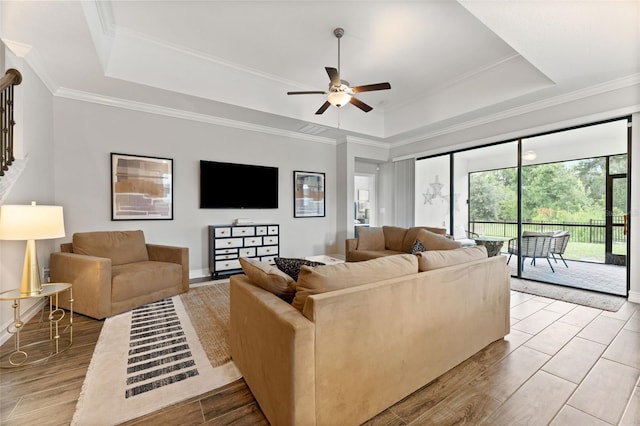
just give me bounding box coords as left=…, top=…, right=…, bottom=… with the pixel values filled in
left=111, top=261, right=182, bottom=303
left=72, top=230, right=149, bottom=266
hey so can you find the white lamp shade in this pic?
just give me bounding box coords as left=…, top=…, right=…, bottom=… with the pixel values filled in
left=0, top=203, right=65, bottom=240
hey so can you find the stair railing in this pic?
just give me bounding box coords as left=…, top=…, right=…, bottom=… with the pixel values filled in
left=0, top=68, right=22, bottom=177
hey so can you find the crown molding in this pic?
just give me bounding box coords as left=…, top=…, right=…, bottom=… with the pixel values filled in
left=54, top=87, right=337, bottom=145
left=344, top=135, right=389, bottom=149
left=391, top=73, right=640, bottom=148
left=392, top=105, right=638, bottom=162
left=2, top=39, right=59, bottom=93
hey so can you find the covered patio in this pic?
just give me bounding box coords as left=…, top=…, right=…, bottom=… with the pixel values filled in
left=502, top=254, right=627, bottom=296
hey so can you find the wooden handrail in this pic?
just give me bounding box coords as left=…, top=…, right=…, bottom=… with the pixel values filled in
left=0, top=68, right=22, bottom=91
left=0, top=68, right=22, bottom=177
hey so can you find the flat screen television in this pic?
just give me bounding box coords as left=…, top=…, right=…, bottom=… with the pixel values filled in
left=200, top=160, right=279, bottom=209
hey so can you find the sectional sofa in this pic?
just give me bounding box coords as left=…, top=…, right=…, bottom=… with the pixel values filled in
left=345, top=225, right=461, bottom=261
left=230, top=247, right=510, bottom=425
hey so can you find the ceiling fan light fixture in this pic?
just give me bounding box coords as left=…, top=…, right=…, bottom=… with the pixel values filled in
left=327, top=91, right=351, bottom=107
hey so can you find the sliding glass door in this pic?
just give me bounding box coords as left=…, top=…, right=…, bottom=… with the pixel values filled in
left=415, top=117, right=630, bottom=297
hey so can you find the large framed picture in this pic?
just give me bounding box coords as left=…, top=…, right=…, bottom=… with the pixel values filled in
left=294, top=170, right=325, bottom=218
left=111, top=153, right=173, bottom=220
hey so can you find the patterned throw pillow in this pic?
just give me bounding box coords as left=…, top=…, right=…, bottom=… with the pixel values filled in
left=410, top=238, right=426, bottom=254
left=274, top=257, right=325, bottom=281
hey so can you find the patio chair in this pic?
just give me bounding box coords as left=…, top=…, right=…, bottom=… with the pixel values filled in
left=550, top=231, right=571, bottom=268
left=507, top=234, right=555, bottom=272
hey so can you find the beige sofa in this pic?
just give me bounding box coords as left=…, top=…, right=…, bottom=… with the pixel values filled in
left=50, top=230, right=189, bottom=319
left=346, top=225, right=459, bottom=262
left=230, top=248, right=510, bottom=426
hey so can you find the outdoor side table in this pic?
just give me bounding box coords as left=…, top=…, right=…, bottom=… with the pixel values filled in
left=474, top=237, right=510, bottom=257
left=0, top=283, right=73, bottom=368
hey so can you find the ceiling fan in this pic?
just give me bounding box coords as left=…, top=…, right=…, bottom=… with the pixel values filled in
left=287, top=28, right=391, bottom=115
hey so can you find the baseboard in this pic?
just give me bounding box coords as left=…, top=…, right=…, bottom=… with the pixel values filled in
left=628, top=291, right=640, bottom=304
left=0, top=298, right=46, bottom=346
left=190, top=268, right=210, bottom=280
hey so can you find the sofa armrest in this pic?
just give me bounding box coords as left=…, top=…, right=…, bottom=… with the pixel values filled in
left=345, top=238, right=358, bottom=262
left=146, top=244, right=189, bottom=292
left=49, top=252, right=112, bottom=319
left=230, top=275, right=315, bottom=426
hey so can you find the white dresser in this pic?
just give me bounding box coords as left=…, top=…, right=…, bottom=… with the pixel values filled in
left=208, top=224, right=279, bottom=278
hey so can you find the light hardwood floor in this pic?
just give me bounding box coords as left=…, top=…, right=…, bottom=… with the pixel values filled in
left=1, top=290, right=639, bottom=425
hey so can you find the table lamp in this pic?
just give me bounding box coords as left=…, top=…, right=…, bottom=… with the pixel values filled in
left=0, top=201, right=65, bottom=295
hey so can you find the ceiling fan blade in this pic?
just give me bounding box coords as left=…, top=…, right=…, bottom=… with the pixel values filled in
left=350, top=96, right=373, bottom=113
left=315, top=101, right=331, bottom=115
left=287, top=91, right=326, bottom=95
left=351, top=82, right=391, bottom=93
left=325, top=67, right=341, bottom=86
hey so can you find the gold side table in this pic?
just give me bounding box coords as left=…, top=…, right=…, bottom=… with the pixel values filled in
left=0, top=283, right=73, bottom=368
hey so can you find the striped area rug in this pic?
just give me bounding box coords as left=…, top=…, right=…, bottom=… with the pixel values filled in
left=72, top=282, right=240, bottom=425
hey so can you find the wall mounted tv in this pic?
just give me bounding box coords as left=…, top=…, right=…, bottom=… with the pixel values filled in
left=200, top=160, right=279, bottom=209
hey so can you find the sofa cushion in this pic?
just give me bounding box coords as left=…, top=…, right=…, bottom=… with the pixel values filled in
left=292, top=253, right=418, bottom=313
left=348, top=249, right=405, bottom=262
left=382, top=226, right=408, bottom=251
left=402, top=226, right=447, bottom=252
left=239, top=257, right=296, bottom=302
left=356, top=227, right=385, bottom=250
left=416, top=229, right=462, bottom=251
left=111, top=261, right=181, bottom=302
left=72, top=230, right=149, bottom=266
left=274, top=257, right=325, bottom=281
left=416, top=246, right=488, bottom=271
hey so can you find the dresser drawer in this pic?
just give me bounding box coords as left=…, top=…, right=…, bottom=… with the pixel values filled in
left=255, top=226, right=268, bottom=235
left=268, top=226, right=279, bottom=235
left=215, top=248, right=238, bottom=255
left=244, top=236, right=263, bottom=247
left=261, top=255, right=277, bottom=265
left=215, top=252, right=238, bottom=261
left=215, top=238, right=244, bottom=249
left=239, top=247, right=256, bottom=257
left=232, top=226, right=255, bottom=237
left=263, top=236, right=278, bottom=245
left=257, top=246, right=278, bottom=257
left=215, top=259, right=241, bottom=271
left=214, top=227, right=232, bottom=238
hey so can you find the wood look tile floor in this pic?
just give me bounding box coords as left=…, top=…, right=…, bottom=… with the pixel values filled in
left=1, top=290, right=640, bottom=425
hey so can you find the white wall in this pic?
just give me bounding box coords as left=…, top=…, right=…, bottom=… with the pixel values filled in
left=0, top=55, right=56, bottom=333
left=630, top=113, right=640, bottom=303
left=52, top=97, right=338, bottom=278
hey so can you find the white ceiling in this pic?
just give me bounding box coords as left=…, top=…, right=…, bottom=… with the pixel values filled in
left=1, top=1, right=639, bottom=144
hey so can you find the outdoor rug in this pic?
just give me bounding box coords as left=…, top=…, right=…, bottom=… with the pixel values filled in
left=511, top=278, right=626, bottom=312
left=71, top=281, right=240, bottom=425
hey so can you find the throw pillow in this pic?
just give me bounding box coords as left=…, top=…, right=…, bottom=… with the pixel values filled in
left=239, top=257, right=296, bottom=302
left=292, top=253, right=418, bottom=315
left=274, top=257, right=325, bottom=281
left=416, top=246, right=488, bottom=271
left=410, top=239, right=426, bottom=254
left=416, top=228, right=462, bottom=251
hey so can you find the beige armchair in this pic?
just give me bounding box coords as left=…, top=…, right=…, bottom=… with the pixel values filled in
left=50, top=230, right=189, bottom=319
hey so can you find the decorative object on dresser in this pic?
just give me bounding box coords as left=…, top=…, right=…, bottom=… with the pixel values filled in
left=209, top=224, right=279, bottom=279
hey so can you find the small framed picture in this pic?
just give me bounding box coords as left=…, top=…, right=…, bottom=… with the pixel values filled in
left=293, top=170, right=325, bottom=218
left=111, top=153, right=173, bottom=220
